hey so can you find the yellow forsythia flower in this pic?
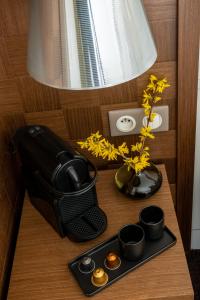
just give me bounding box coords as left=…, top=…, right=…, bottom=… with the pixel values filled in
left=142, top=101, right=151, bottom=117
left=153, top=96, right=161, bottom=103
left=131, top=142, right=143, bottom=153
left=91, top=144, right=103, bottom=157
left=101, top=147, right=119, bottom=160
left=156, top=79, right=170, bottom=93
left=142, top=150, right=150, bottom=158
left=90, top=131, right=102, bottom=140
left=140, top=126, right=155, bottom=139
left=134, top=156, right=150, bottom=173
left=100, top=140, right=119, bottom=160
left=142, top=102, right=151, bottom=110
left=124, top=156, right=139, bottom=171
left=150, top=112, right=157, bottom=122
left=143, top=90, right=152, bottom=102
left=77, top=140, right=88, bottom=149
left=135, top=162, right=148, bottom=173
left=118, top=142, right=129, bottom=155
left=150, top=74, right=158, bottom=82
left=77, top=132, right=120, bottom=161
left=147, top=82, right=156, bottom=92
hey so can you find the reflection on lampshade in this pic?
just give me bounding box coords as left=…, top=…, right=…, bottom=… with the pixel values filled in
left=27, top=0, right=157, bottom=90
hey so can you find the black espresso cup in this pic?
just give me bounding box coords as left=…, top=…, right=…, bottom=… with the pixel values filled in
left=139, top=205, right=164, bottom=240
left=118, top=224, right=145, bottom=261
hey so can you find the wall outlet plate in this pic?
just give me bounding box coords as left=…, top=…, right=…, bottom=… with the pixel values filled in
left=108, top=105, right=169, bottom=137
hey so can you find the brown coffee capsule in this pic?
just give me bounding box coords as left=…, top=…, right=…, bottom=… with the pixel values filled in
left=91, top=268, right=108, bottom=287
left=105, top=252, right=121, bottom=270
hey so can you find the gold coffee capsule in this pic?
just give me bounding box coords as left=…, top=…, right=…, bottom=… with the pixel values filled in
left=105, top=252, right=121, bottom=270
left=91, top=268, right=108, bottom=287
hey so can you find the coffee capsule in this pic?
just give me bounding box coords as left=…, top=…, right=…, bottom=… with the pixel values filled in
left=105, top=252, right=121, bottom=270
left=78, top=256, right=95, bottom=273
left=91, top=268, right=108, bottom=287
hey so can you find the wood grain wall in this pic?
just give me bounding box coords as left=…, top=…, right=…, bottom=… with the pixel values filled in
left=0, top=0, right=177, bottom=295
left=177, top=0, right=200, bottom=251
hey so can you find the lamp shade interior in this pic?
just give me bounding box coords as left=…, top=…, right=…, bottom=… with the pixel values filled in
left=27, top=0, right=157, bottom=90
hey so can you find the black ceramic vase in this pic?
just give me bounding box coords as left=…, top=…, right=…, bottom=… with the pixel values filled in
left=115, top=163, right=162, bottom=199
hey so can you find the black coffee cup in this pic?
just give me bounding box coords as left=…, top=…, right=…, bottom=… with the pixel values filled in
left=118, top=224, right=145, bottom=261
left=139, top=205, right=164, bottom=240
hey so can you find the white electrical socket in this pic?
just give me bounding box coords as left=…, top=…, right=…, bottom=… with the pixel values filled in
left=108, top=105, right=169, bottom=137
left=143, top=113, right=163, bottom=129
left=116, top=115, right=136, bottom=133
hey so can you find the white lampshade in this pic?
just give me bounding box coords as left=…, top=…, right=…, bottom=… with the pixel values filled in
left=27, top=0, right=157, bottom=90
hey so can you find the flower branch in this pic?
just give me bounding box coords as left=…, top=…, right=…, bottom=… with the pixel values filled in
left=77, top=75, right=170, bottom=174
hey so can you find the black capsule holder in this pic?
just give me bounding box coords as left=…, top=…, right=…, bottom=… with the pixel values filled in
left=68, top=207, right=177, bottom=297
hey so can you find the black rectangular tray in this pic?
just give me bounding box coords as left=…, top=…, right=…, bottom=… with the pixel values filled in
left=69, top=226, right=176, bottom=296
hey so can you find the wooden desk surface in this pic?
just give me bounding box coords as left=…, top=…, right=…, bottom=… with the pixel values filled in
left=8, top=166, right=193, bottom=300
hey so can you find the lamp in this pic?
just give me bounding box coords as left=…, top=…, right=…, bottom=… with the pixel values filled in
left=27, top=0, right=157, bottom=90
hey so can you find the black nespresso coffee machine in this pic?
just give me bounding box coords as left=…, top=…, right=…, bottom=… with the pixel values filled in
left=14, top=125, right=107, bottom=242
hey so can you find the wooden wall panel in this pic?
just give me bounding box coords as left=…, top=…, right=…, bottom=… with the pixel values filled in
left=0, top=38, right=14, bottom=79
left=0, top=0, right=28, bottom=36
left=5, top=36, right=28, bottom=77
left=150, top=20, right=177, bottom=62
left=0, top=80, right=23, bottom=113
left=64, top=105, right=103, bottom=139
left=25, top=110, right=68, bottom=140
left=143, top=0, right=177, bottom=21
left=18, top=77, right=61, bottom=112
left=177, top=0, right=200, bottom=251
left=0, top=0, right=178, bottom=296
